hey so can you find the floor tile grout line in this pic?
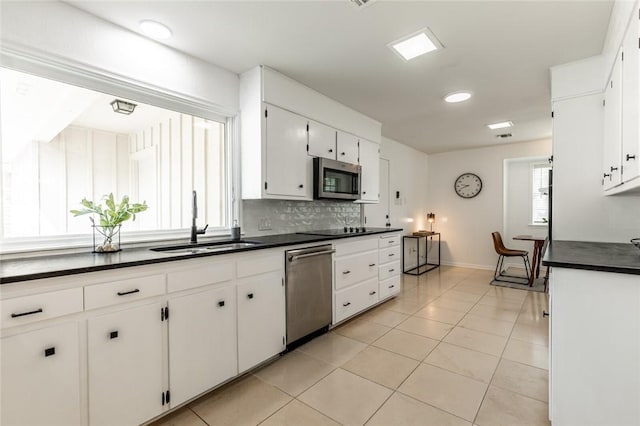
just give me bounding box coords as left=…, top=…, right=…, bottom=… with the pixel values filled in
left=188, top=407, right=210, bottom=426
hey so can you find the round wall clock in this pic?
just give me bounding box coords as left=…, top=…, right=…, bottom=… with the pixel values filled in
left=454, top=173, right=482, bottom=198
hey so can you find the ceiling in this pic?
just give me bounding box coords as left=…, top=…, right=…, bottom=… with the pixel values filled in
left=68, top=0, right=614, bottom=154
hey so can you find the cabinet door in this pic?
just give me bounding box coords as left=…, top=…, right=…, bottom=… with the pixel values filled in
left=308, top=119, right=336, bottom=160
left=622, top=11, right=640, bottom=182
left=359, top=139, right=380, bottom=202
left=237, top=271, right=285, bottom=373
left=336, top=131, right=359, bottom=164
left=88, top=302, right=165, bottom=426
left=265, top=104, right=312, bottom=199
left=603, top=49, right=623, bottom=190
left=168, top=285, right=237, bottom=406
left=1, top=322, right=81, bottom=426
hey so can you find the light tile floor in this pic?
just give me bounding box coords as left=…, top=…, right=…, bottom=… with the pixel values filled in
left=151, top=266, right=550, bottom=426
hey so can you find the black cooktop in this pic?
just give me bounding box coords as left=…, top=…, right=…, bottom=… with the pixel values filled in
left=298, top=227, right=389, bottom=236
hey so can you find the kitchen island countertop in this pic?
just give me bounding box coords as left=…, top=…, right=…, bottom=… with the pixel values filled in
left=0, top=228, right=403, bottom=284
left=542, top=240, right=640, bottom=276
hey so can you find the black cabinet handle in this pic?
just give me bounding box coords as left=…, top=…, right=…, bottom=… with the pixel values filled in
left=389, top=253, right=395, bottom=257
left=44, top=347, right=55, bottom=357
left=369, top=263, right=376, bottom=267
left=341, top=152, right=345, bottom=156
left=342, top=270, right=351, bottom=275
left=218, top=300, right=225, bottom=307
left=389, top=284, right=395, bottom=289
left=389, top=241, right=395, bottom=244
left=343, top=302, right=351, bottom=307
left=329, top=149, right=333, bottom=153
left=11, top=308, right=43, bottom=318
left=247, top=293, right=254, bottom=300
left=542, top=310, right=549, bottom=318
left=603, top=173, right=611, bottom=178
left=369, top=291, right=376, bottom=295
left=611, top=166, right=618, bottom=172
left=298, top=184, right=304, bottom=188
left=389, top=269, right=395, bottom=272
left=110, top=331, right=119, bottom=339
left=363, top=191, right=367, bottom=194
left=626, top=154, right=636, bottom=161
left=117, top=289, right=140, bottom=296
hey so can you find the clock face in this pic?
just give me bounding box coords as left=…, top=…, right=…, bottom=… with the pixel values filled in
left=454, top=173, right=482, bottom=198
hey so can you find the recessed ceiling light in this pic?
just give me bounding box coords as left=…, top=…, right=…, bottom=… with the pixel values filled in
left=139, top=20, right=172, bottom=40
left=487, top=121, right=514, bottom=130
left=388, top=28, right=443, bottom=61
left=444, top=91, right=472, bottom=103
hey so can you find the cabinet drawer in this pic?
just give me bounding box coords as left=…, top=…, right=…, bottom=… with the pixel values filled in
left=378, top=234, right=401, bottom=248
left=167, top=261, right=234, bottom=293
left=1, top=288, right=83, bottom=329
left=379, top=245, right=401, bottom=265
left=378, top=261, right=401, bottom=281
left=84, top=275, right=165, bottom=310
left=379, top=276, right=401, bottom=300
left=236, top=252, right=282, bottom=278
left=334, top=237, right=378, bottom=256
left=334, top=277, right=378, bottom=324
left=334, top=250, right=378, bottom=290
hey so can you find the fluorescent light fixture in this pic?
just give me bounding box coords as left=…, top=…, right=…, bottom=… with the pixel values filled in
left=444, top=91, right=472, bottom=103
left=487, top=121, right=513, bottom=130
left=388, top=28, right=442, bottom=61
left=139, top=20, right=172, bottom=40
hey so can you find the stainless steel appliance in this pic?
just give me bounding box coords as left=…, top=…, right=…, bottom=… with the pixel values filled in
left=313, top=157, right=361, bottom=200
left=285, top=244, right=335, bottom=347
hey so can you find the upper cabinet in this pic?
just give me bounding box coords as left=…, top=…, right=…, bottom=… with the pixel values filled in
left=622, top=9, right=640, bottom=183
left=240, top=66, right=381, bottom=201
left=602, top=49, right=623, bottom=190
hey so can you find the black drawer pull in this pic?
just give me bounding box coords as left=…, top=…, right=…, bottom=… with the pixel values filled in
left=389, top=269, right=395, bottom=272
left=342, top=270, right=351, bottom=275
left=369, top=263, right=376, bottom=267
left=389, top=285, right=395, bottom=289
left=117, top=289, right=140, bottom=296
left=341, top=152, right=345, bottom=156
left=369, top=291, right=376, bottom=295
left=627, top=154, right=636, bottom=161
left=329, top=149, right=333, bottom=153
left=110, top=331, right=119, bottom=339
left=11, top=308, right=43, bottom=318
left=218, top=300, right=225, bottom=307
left=247, top=293, right=254, bottom=300
left=388, top=253, right=395, bottom=257
left=44, top=347, right=55, bottom=357
left=343, top=302, right=351, bottom=307
left=542, top=310, right=549, bottom=318
left=298, top=184, right=304, bottom=188
left=389, top=241, right=395, bottom=244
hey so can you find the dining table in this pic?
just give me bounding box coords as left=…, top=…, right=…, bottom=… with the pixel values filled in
left=513, top=235, right=546, bottom=286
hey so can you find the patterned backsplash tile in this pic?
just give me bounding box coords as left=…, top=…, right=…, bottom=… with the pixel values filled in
left=242, top=199, right=362, bottom=236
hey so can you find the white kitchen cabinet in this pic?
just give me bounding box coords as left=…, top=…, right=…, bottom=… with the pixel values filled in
left=308, top=119, right=336, bottom=160
left=1, top=321, right=81, bottom=426
left=549, top=268, right=640, bottom=426
left=88, top=302, right=165, bottom=426
left=334, top=250, right=378, bottom=290
left=358, top=139, right=380, bottom=203
left=237, top=270, right=285, bottom=373
left=168, top=284, right=237, bottom=407
left=622, top=7, right=640, bottom=183
left=265, top=104, right=313, bottom=199
left=602, top=48, right=623, bottom=190
left=336, top=131, right=360, bottom=164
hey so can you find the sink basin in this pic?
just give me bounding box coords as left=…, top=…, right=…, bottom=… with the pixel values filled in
left=150, top=240, right=263, bottom=254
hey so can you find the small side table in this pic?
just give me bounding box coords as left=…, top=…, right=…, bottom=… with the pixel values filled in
left=403, top=232, right=441, bottom=275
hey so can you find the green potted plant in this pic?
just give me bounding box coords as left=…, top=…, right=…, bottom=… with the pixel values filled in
left=71, top=193, right=148, bottom=253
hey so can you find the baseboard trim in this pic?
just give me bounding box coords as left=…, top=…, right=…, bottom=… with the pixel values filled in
left=440, top=261, right=495, bottom=271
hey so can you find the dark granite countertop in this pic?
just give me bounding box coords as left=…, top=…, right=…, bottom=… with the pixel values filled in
left=0, top=228, right=403, bottom=284
left=542, top=240, right=640, bottom=275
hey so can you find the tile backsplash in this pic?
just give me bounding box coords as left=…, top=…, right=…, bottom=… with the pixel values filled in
left=242, top=199, right=362, bottom=236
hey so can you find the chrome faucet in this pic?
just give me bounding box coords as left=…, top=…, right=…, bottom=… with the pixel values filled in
left=190, top=190, right=208, bottom=244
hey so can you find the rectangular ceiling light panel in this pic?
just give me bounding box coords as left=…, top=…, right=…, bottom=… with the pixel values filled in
left=389, top=28, right=442, bottom=61
left=487, top=121, right=514, bottom=130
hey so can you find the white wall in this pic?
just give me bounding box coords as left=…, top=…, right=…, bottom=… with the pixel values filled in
left=365, top=137, right=429, bottom=233
left=426, top=139, right=551, bottom=269
left=0, top=1, right=239, bottom=114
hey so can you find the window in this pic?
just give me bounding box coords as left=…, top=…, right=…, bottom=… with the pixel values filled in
left=0, top=67, right=233, bottom=250
left=531, top=163, right=551, bottom=225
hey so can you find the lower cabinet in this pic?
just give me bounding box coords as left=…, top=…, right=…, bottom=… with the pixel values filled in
left=1, top=322, right=82, bottom=426
left=87, top=302, right=165, bottom=426
left=168, top=285, right=237, bottom=406
left=237, top=271, right=285, bottom=373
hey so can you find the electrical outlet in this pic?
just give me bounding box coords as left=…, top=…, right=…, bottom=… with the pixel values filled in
left=258, top=217, right=272, bottom=231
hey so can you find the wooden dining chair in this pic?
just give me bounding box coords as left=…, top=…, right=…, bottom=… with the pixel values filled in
left=491, top=232, right=531, bottom=285
left=541, top=237, right=550, bottom=292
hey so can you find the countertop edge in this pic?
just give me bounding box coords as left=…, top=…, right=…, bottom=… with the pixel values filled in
left=542, top=240, right=640, bottom=276
left=0, top=228, right=404, bottom=284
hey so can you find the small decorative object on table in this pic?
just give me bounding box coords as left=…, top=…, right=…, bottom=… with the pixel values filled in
left=70, top=193, right=148, bottom=253
left=632, top=238, right=640, bottom=251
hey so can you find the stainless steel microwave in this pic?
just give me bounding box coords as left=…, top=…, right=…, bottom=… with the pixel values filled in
left=313, top=157, right=361, bottom=200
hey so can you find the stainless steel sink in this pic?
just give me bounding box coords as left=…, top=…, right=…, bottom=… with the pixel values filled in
left=150, top=240, right=262, bottom=254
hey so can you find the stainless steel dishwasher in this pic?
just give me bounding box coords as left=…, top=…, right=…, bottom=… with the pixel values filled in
left=285, top=244, right=335, bottom=347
